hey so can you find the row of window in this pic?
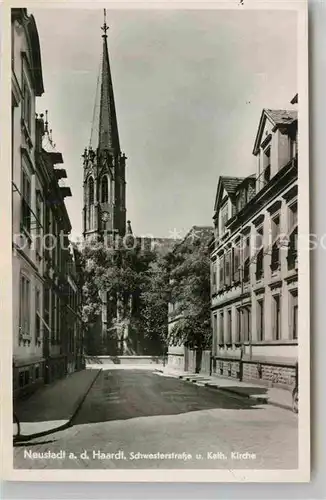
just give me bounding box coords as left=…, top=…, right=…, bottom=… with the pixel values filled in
left=12, top=38, right=33, bottom=133
left=19, top=274, right=72, bottom=346
left=217, top=137, right=297, bottom=241
left=20, top=164, right=73, bottom=273
left=19, top=275, right=44, bottom=345
left=212, top=290, right=298, bottom=346
left=212, top=202, right=298, bottom=291
left=17, top=364, right=42, bottom=389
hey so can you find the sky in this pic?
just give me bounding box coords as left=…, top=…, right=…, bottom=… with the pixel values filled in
left=32, top=8, right=297, bottom=241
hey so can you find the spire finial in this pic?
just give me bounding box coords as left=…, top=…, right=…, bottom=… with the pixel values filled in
left=44, top=109, right=49, bottom=134
left=101, top=8, right=109, bottom=38
left=126, top=220, right=133, bottom=235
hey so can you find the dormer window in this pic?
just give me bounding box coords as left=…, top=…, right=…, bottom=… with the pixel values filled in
left=262, top=146, right=271, bottom=186
left=220, top=202, right=228, bottom=237
left=236, top=189, right=246, bottom=212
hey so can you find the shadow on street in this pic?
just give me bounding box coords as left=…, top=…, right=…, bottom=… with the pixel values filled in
left=71, top=369, right=262, bottom=427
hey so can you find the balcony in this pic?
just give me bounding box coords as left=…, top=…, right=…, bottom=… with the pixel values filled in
left=60, top=186, right=72, bottom=198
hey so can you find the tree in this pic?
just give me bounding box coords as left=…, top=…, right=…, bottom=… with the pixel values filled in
left=80, top=236, right=163, bottom=354
left=139, top=255, right=171, bottom=354
left=169, top=235, right=212, bottom=352
left=80, top=230, right=212, bottom=359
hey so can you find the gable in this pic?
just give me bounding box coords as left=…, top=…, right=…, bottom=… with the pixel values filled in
left=214, top=178, right=226, bottom=213
left=253, top=108, right=298, bottom=155
left=98, top=164, right=113, bottom=180
left=260, top=116, right=274, bottom=147
left=253, top=110, right=274, bottom=155
left=221, top=187, right=228, bottom=201
left=214, top=177, right=244, bottom=213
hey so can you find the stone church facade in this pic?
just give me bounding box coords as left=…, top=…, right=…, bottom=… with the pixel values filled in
left=82, top=16, right=127, bottom=243
left=82, top=14, right=137, bottom=356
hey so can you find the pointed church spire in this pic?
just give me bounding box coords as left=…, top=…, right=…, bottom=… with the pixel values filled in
left=98, top=9, right=120, bottom=153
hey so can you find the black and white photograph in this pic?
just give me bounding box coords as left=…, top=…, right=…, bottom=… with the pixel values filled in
left=2, top=0, right=309, bottom=482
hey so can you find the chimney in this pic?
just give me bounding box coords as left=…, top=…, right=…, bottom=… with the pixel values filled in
left=290, top=93, right=298, bottom=105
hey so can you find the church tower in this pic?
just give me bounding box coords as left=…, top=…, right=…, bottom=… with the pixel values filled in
left=82, top=10, right=127, bottom=241
left=82, top=11, right=130, bottom=356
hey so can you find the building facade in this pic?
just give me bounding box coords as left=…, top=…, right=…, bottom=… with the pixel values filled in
left=210, top=105, right=298, bottom=390
left=12, top=9, right=83, bottom=398
left=64, top=244, right=84, bottom=374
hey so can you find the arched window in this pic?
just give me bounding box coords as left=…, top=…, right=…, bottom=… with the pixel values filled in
left=88, top=177, right=94, bottom=205
left=101, top=176, right=109, bottom=203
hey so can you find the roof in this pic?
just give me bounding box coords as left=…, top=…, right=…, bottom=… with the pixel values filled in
left=234, top=174, right=256, bottom=193
left=253, top=108, right=298, bottom=155
left=220, top=176, right=246, bottom=197
left=98, top=32, right=120, bottom=152
left=291, top=93, right=298, bottom=104
left=213, top=176, right=245, bottom=213
left=12, top=10, right=44, bottom=96
left=45, top=151, right=64, bottom=165
left=265, top=109, right=298, bottom=126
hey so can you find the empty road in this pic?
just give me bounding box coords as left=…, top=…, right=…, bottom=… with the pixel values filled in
left=14, top=368, right=298, bottom=470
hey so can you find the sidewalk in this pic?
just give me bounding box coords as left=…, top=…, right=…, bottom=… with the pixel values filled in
left=15, top=368, right=101, bottom=440
left=155, top=367, right=294, bottom=412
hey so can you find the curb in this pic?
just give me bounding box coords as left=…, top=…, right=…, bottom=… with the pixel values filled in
left=206, top=384, right=292, bottom=411
left=175, top=373, right=293, bottom=412
left=69, top=368, right=102, bottom=425
left=150, top=369, right=293, bottom=412
left=206, top=384, right=268, bottom=405
left=14, top=369, right=102, bottom=443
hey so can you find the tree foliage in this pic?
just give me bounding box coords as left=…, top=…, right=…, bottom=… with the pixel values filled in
left=168, top=237, right=212, bottom=350
left=138, top=255, right=171, bottom=353
left=80, top=231, right=212, bottom=355
left=80, top=237, right=169, bottom=354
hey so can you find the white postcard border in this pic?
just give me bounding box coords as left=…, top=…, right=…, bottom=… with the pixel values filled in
left=0, top=0, right=310, bottom=483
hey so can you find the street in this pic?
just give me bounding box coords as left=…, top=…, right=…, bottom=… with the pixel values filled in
left=14, top=368, right=298, bottom=470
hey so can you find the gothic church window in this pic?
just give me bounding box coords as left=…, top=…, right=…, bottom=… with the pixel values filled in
left=88, top=177, right=94, bottom=205
left=101, top=176, right=109, bottom=203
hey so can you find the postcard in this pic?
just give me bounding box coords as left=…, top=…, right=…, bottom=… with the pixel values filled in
left=0, top=0, right=309, bottom=482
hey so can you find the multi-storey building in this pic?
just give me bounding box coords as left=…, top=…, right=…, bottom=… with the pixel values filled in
left=65, top=243, right=84, bottom=374
left=210, top=103, right=298, bottom=390
left=12, top=8, right=45, bottom=396
left=12, top=9, right=83, bottom=397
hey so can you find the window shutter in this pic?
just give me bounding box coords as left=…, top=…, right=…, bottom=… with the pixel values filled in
left=225, top=252, right=231, bottom=286
left=219, top=255, right=224, bottom=288
left=233, top=245, right=240, bottom=282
